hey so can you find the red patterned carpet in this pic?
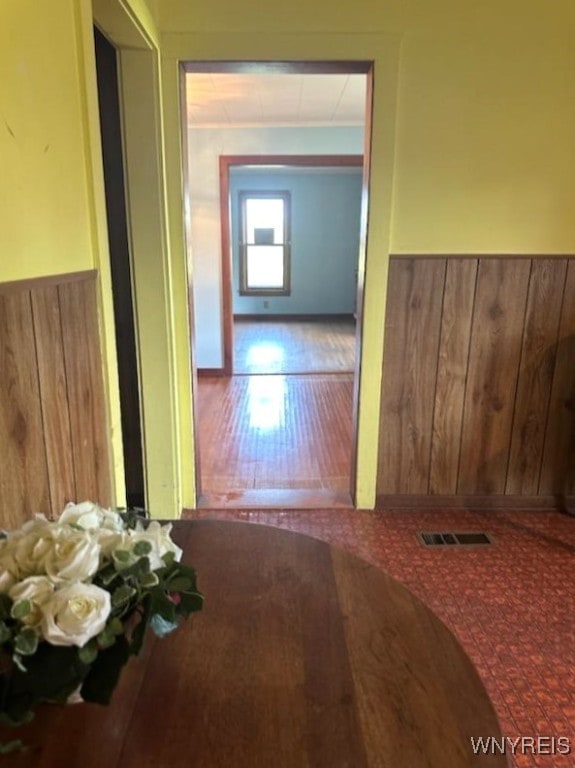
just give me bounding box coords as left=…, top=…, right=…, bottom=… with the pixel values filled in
left=183, top=506, right=575, bottom=768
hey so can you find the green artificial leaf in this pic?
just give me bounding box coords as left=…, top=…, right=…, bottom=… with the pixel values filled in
left=78, top=639, right=98, bottom=665
left=98, top=563, right=120, bottom=587
left=140, top=571, right=159, bottom=588
left=12, top=654, right=27, bottom=673
left=1, top=644, right=88, bottom=723
left=170, top=564, right=200, bottom=589
left=118, top=508, right=149, bottom=530
left=149, top=588, right=177, bottom=623
left=10, top=600, right=31, bottom=620
left=0, top=739, right=25, bottom=754
left=80, top=636, right=131, bottom=705
left=112, top=584, right=137, bottom=609
left=14, top=628, right=38, bottom=656
left=0, top=620, right=12, bottom=643
left=0, top=594, right=12, bottom=621
left=108, top=617, right=124, bottom=636
left=96, top=625, right=117, bottom=650
left=120, top=556, right=151, bottom=581
left=161, top=551, right=176, bottom=567
left=113, top=550, right=133, bottom=570
left=166, top=576, right=193, bottom=593
left=109, top=554, right=150, bottom=590
left=133, top=540, right=152, bottom=557
left=177, top=591, right=205, bottom=617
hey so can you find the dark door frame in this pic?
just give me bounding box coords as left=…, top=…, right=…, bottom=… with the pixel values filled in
left=94, top=26, right=145, bottom=508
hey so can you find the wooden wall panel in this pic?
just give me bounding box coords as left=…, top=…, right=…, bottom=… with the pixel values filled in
left=31, top=287, right=77, bottom=513
left=59, top=279, right=112, bottom=507
left=378, top=258, right=446, bottom=493
left=539, top=260, right=575, bottom=495
left=378, top=256, right=574, bottom=506
left=429, top=259, right=477, bottom=494
left=0, top=293, right=50, bottom=528
left=0, top=273, right=112, bottom=528
left=506, top=260, right=567, bottom=494
left=457, top=259, right=531, bottom=494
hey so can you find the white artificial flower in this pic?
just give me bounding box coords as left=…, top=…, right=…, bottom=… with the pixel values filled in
left=100, top=509, right=125, bottom=532
left=58, top=501, right=103, bottom=529
left=93, top=527, right=125, bottom=559
left=0, top=568, right=17, bottom=594
left=0, top=538, right=19, bottom=591
left=9, top=575, right=55, bottom=628
left=44, top=527, right=101, bottom=584
left=40, top=582, right=111, bottom=647
left=10, top=518, right=54, bottom=578
left=128, top=521, right=182, bottom=571
left=13, top=515, right=51, bottom=537
left=58, top=501, right=124, bottom=531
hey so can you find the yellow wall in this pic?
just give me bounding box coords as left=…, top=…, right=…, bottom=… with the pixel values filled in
left=392, top=30, right=575, bottom=253
left=158, top=0, right=575, bottom=507
left=1, top=1, right=95, bottom=281
left=4, top=0, right=575, bottom=515
left=0, top=0, right=126, bottom=508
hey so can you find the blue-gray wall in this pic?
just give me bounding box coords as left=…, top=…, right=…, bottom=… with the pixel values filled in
left=230, top=167, right=363, bottom=315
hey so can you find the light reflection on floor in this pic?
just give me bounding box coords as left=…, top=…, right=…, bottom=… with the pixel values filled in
left=247, top=375, right=286, bottom=431
left=246, top=342, right=284, bottom=369
left=234, top=320, right=355, bottom=374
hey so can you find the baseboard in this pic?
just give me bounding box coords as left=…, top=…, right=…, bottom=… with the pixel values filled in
left=375, top=494, right=571, bottom=511
left=197, top=368, right=226, bottom=378
left=233, top=313, right=355, bottom=322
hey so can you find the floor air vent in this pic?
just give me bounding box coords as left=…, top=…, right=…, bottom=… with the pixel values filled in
left=419, top=532, right=492, bottom=547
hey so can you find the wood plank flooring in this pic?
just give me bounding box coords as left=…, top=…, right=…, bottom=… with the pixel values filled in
left=196, top=373, right=353, bottom=507
left=233, top=318, right=356, bottom=374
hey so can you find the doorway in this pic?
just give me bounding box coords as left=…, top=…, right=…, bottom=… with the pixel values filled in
left=183, top=63, right=372, bottom=507
left=221, top=155, right=363, bottom=376
left=94, top=26, right=145, bottom=509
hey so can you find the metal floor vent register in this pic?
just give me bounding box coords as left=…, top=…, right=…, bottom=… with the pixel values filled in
left=418, top=532, right=493, bottom=547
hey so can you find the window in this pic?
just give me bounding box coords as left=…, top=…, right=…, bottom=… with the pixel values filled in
left=239, top=191, right=291, bottom=295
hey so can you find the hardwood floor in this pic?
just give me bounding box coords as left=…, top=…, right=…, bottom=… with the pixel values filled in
left=233, top=317, right=356, bottom=374
left=196, top=373, right=353, bottom=507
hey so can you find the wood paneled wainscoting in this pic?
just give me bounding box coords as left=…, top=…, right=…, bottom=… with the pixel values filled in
left=377, top=256, right=575, bottom=508
left=0, top=272, right=112, bottom=528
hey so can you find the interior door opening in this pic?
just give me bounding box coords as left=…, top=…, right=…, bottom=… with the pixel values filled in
left=94, top=26, right=145, bottom=508
left=182, top=63, right=372, bottom=508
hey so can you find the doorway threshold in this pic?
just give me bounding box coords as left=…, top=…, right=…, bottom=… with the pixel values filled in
left=197, top=488, right=353, bottom=509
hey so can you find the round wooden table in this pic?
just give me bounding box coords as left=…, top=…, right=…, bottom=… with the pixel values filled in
left=5, top=521, right=507, bottom=767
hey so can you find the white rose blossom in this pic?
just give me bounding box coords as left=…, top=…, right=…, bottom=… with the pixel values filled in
left=129, top=521, right=182, bottom=570
left=0, top=539, right=18, bottom=592
left=9, top=517, right=54, bottom=578
left=44, top=527, right=101, bottom=584
left=9, top=575, right=55, bottom=628
left=41, top=582, right=111, bottom=647
left=0, top=566, right=17, bottom=594
left=58, top=502, right=124, bottom=533
left=93, top=527, right=124, bottom=558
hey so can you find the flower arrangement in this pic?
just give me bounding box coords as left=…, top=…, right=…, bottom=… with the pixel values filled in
left=0, top=501, right=203, bottom=735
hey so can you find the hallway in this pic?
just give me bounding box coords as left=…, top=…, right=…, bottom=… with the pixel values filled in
left=196, top=373, right=353, bottom=507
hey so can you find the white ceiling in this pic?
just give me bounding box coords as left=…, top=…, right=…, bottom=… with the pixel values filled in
left=185, top=73, right=367, bottom=128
